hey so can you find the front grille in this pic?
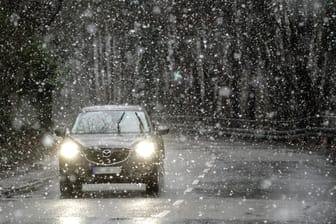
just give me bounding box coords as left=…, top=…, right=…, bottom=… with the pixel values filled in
left=84, top=148, right=130, bottom=165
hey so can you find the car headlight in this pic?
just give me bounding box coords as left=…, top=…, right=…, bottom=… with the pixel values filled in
left=135, top=141, right=156, bottom=158
left=60, top=141, right=80, bottom=159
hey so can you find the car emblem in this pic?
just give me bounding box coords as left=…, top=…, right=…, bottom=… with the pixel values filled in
left=102, top=149, right=112, bottom=158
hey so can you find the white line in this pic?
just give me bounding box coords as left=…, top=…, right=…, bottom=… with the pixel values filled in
left=198, top=174, right=205, bottom=178
left=329, top=186, right=336, bottom=192
left=173, top=200, right=184, bottom=207
left=203, top=168, right=210, bottom=173
left=184, top=187, right=193, bottom=194
left=192, top=179, right=199, bottom=185
left=205, top=162, right=213, bottom=167
left=152, top=210, right=171, bottom=218
left=211, top=155, right=217, bottom=161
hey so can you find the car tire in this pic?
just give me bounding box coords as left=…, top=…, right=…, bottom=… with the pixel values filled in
left=146, top=174, right=159, bottom=195
left=146, top=164, right=164, bottom=195
left=60, top=179, right=71, bottom=196
left=60, top=179, right=82, bottom=198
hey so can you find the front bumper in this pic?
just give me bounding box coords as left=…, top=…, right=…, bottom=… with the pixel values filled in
left=59, top=151, right=160, bottom=184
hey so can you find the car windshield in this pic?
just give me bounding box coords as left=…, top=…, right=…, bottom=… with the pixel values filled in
left=71, top=111, right=149, bottom=134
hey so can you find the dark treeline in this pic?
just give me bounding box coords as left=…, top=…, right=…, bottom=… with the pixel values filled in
left=47, top=0, right=336, bottom=128
left=0, top=0, right=61, bottom=165
left=0, top=0, right=63, bottom=134
left=1, top=0, right=336, bottom=135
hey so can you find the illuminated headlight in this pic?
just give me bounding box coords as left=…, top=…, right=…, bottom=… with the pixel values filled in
left=135, top=141, right=156, bottom=158
left=60, top=141, right=80, bottom=159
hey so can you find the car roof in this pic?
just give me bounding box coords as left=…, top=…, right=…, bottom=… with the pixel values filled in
left=81, top=105, right=145, bottom=112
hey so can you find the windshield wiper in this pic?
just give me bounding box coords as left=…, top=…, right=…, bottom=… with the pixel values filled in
left=135, top=112, right=144, bottom=133
left=117, top=112, right=125, bottom=134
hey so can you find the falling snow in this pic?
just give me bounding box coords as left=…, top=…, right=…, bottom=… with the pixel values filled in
left=0, top=0, right=336, bottom=223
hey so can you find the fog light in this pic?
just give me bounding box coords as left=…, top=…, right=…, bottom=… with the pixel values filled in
left=69, top=175, right=77, bottom=182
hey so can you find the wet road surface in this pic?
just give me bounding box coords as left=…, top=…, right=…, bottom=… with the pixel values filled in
left=0, top=135, right=335, bottom=223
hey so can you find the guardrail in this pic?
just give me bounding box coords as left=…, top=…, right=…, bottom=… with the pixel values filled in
left=152, top=114, right=336, bottom=140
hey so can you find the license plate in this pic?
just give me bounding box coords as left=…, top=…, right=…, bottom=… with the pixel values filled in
left=93, top=166, right=121, bottom=174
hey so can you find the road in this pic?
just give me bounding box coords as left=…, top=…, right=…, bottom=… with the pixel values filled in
left=0, top=135, right=335, bottom=223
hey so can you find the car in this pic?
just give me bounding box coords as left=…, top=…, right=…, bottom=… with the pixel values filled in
left=54, top=105, right=169, bottom=196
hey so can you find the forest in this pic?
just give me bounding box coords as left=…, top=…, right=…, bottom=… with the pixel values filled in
left=47, top=0, right=336, bottom=128
left=0, top=0, right=336, bottom=161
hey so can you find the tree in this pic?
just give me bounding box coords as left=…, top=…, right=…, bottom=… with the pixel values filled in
left=46, top=0, right=336, bottom=129
left=0, top=2, right=60, bottom=140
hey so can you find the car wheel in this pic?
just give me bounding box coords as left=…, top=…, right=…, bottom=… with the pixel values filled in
left=60, top=179, right=82, bottom=198
left=146, top=164, right=164, bottom=195
left=146, top=174, right=159, bottom=195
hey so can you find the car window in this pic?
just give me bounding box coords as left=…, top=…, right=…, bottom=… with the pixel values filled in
left=71, top=111, right=149, bottom=134
left=119, top=111, right=150, bottom=133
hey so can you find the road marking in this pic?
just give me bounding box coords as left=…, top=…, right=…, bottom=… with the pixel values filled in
left=152, top=210, right=171, bottom=218
left=192, top=179, right=199, bottom=185
left=203, top=168, right=210, bottom=173
left=211, top=154, right=216, bottom=161
left=329, top=186, right=336, bottom=192
left=173, top=199, right=184, bottom=207
left=198, top=174, right=205, bottom=178
left=184, top=187, right=193, bottom=194
left=205, top=162, right=213, bottom=167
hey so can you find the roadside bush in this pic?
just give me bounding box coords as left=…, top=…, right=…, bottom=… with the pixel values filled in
left=0, top=129, right=45, bottom=170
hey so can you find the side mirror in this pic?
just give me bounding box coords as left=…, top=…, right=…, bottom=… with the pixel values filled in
left=54, top=127, right=67, bottom=137
left=156, top=125, right=169, bottom=135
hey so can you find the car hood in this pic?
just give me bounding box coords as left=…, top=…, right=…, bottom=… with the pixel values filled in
left=67, top=134, right=152, bottom=149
